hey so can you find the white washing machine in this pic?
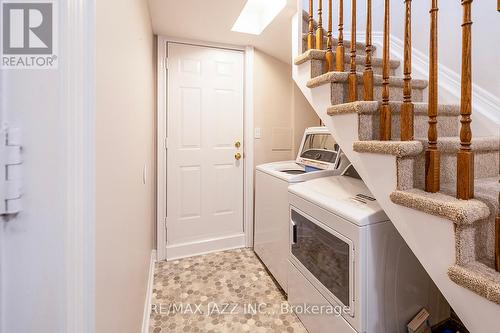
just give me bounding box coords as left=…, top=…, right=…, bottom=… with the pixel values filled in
left=254, top=127, right=349, bottom=293
left=287, top=165, right=450, bottom=333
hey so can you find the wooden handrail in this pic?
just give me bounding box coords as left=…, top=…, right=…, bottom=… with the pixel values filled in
left=457, top=0, right=474, bottom=200
left=316, top=0, right=324, bottom=49
left=336, top=0, right=345, bottom=71
left=308, top=0, right=315, bottom=50
left=401, top=0, right=414, bottom=141
left=326, top=0, right=335, bottom=71
left=425, top=0, right=440, bottom=193
left=363, top=0, right=374, bottom=101
left=380, top=0, right=391, bottom=140
left=348, top=0, right=358, bottom=102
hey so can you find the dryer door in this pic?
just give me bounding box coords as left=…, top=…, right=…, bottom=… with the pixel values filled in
left=290, top=208, right=355, bottom=316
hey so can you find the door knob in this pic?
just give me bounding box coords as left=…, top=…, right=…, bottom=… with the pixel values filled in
left=235, top=152, right=242, bottom=161
left=235, top=141, right=241, bottom=148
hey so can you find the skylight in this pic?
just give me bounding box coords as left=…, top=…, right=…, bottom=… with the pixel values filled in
left=231, top=0, right=287, bottom=35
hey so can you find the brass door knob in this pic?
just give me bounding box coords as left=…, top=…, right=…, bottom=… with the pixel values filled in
left=235, top=141, right=241, bottom=148
left=235, top=153, right=242, bottom=161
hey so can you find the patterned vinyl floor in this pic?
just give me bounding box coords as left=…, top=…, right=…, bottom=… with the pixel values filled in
left=149, top=248, right=307, bottom=332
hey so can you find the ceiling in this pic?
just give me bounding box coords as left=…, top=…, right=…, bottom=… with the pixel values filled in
left=148, top=0, right=297, bottom=63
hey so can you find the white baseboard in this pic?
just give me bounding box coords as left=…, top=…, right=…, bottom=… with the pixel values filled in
left=343, top=30, right=500, bottom=136
left=166, top=233, right=246, bottom=261
left=141, top=250, right=157, bottom=333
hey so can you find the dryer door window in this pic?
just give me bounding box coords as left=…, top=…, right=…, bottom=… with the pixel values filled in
left=291, top=209, right=351, bottom=308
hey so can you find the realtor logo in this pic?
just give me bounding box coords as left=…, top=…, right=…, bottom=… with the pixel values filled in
left=1, top=1, right=58, bottom=69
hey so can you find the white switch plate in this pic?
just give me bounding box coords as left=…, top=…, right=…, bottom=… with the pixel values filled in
left=254, top=127, right=262, bottom=139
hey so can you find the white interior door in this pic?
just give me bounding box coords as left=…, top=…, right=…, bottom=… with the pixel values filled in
left=166, top=43, right=245, bottom=260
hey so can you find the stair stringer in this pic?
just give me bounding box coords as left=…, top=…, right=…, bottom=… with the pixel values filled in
left=291, top=12, right=500, bottom=333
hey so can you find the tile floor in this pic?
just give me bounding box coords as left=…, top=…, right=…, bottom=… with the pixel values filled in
left=149, top=248, right=307, bottom=332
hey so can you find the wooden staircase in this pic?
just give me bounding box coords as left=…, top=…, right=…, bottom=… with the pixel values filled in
left=292, top=0, right=500, bottom=331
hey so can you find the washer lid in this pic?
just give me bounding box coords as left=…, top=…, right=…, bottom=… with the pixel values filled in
left=296, top=127, right=340, bottom=170
left=288, top=175, right=388, bottom=226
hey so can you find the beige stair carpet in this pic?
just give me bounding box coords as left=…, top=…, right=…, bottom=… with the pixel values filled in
left=295, top=35, right=500, bottom=305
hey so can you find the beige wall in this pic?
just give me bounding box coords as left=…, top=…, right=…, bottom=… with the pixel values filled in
left=253, top=49, right=319, bottom=166
left=292, top=83, right=321, bottom=155
left=96, top=0, right=156, bottom=332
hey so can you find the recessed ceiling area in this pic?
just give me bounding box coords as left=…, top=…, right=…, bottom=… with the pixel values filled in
left=231, top=0, right=287, bottom=35
left=148, top=0, right=297, bottom=63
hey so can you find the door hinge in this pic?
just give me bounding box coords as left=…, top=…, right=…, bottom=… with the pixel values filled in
left=1, top=127, right=23, bottom=217
left=164, top=137, right=168, bottom=150
left=164, top=57, right=169, bottom=70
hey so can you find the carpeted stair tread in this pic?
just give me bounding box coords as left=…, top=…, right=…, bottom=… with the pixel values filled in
left=390, top=189, right=491, bottom=225
left=294, top=49, right=329, bottom=64
left=294, top=49, right=400, bottom=68
left=473, top=177, right=500, bottom=199
left=440, top=177, right=499, bottom=226
left=448, top=262, right=500, bottom=305
left=419, top=136, right=500, bottom=152
left=327, top=101, right=460, bottom=116
left=411, top=103, right=460, bottom=116
left=328, top=102, right=462, bottom=141
left=353, top=140, right=423, bottom=157
left=353, top=136, right=499, bottom=156
left=300, top=34, right=370, bottom=53
left=327, top=101, right=380, bottom=115
left=442, top=177, right=499, bottom=270
left=307, top=71, right=428, bottom=89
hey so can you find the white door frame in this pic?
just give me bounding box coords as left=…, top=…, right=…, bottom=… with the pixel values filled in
left=156, top=36, right=254, bottom=261
left=2, top=1, right=95, bottom=331
left=62, top=0, right=96, bottom=331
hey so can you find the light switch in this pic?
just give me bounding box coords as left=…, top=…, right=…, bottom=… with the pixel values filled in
left=254, top=127, right=262, bottom=139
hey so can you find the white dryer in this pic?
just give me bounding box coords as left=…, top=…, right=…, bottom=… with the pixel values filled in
left=287, top=165, right=450, bottom=333
left=254, top=127, right=349, bottom=293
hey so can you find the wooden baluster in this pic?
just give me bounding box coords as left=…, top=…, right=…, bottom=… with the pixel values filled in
left=308, top=0, right=315, bottom=50
left=316, top=0, right=324, bottom=49
left=363, top=0, right=374, bottom=101
left=336, top=0, right=345, bottom=71
left=401, top=0, right=414, bottom=141
left=457, top=0, right=474, bottom=199
left=425, top=0, right=440, bottom=192
left=380, top=0, right=391, bottom=140
left=348, top=0, right=357, bottom=102
left=326, top=0, right=335, bottom=71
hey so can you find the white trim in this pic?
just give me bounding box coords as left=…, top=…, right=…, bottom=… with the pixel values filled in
left=61, top=0, right=95, bottom=332
left=141, top=250, right=157, bottom=333
left=244, top=46, right=255, bottom=248
left=156, top=36, right=167, bottom=261
left=342, top=30, right=500, bottom=136
left=166, top=233, right=246, bottom=261
left=157, top=36, right=245, bottom=52
left=156, top=37, right=255, bottom=261
left=295, top=0, right=304, bottom=60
